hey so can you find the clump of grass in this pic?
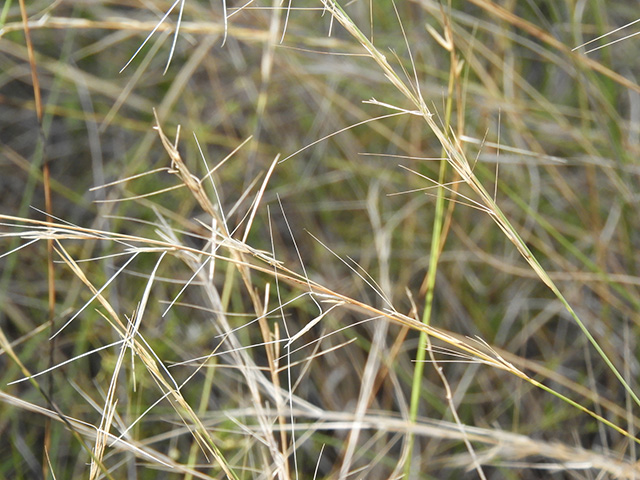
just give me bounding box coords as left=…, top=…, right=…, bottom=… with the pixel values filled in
left=1, top=1, right=640, bottom=478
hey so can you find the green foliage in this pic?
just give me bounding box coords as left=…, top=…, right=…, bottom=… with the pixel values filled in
left=1, top=1, right=639, bottom=478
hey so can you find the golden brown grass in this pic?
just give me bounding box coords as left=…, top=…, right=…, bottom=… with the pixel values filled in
left=1, top=1, right=640, bottom=478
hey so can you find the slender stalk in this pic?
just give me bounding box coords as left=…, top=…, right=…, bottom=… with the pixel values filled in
left=405, top=8, right=458, bottom=473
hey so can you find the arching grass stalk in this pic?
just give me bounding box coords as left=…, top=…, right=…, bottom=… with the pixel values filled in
left=320, top=0, right=640, bottom=451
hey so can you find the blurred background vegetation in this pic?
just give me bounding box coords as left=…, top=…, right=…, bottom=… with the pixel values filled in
left=1, top=0, right=639, bottom=478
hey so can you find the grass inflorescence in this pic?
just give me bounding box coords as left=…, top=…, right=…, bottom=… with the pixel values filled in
left=1, top=1, right=640, bottom=478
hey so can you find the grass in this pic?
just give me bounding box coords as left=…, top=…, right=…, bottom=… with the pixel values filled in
left=1, top=0, right=640, bottom=478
